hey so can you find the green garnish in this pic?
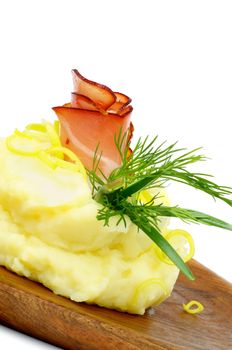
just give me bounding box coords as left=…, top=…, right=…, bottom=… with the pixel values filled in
left=88, top=131, right=232, bottom=280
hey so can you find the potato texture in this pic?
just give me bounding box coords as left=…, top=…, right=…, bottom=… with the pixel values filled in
left=0, top=136, right=182, bottom=314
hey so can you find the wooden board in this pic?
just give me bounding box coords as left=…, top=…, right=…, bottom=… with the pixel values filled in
left=0, top=260, right=231, bottom=350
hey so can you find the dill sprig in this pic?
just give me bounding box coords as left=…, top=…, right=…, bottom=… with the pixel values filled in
left=88, top=131, right=232, bottom=280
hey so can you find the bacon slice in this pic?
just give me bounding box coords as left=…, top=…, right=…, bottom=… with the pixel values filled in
left=53, top=70, right=133, bottom=176
left=107, top=92, right=132, bottom=114
left=72, top=69, right=116, bottom=110
left=71, top=93, right=106, bottom=114
left=71, top=92, right=131, bottom=115
left=53, top=106, right=132, bottom=176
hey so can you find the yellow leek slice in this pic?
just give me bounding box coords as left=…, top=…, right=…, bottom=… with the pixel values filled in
left=25, top=123, right=47, bottom=133
left=183, top=300, right=204, bottom=314
left=43, top=121, right=61, bottom=148
left=6, top=130, right=48, bottom=156
left=53, top=120, right=60, bottom=135
left=157, top=229, right=195, bottom=264
left=6, top=120, right=86, bottom=178
left=24, top=123, right=48, bottom=141
left=138, top=190, right=153, bottom=203
left=38, top=147, right=86, bottom=178
left=130, top=278, right=168, bottom=307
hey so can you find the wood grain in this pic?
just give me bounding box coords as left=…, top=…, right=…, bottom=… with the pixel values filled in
left=0, top=260, right=231, bottom=350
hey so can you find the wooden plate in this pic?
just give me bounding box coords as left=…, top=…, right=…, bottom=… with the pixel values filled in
left=0, top=260, right=231, bottom=350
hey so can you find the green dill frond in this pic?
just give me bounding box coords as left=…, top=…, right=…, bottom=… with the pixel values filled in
left=91, top=132, right=232, bottom=280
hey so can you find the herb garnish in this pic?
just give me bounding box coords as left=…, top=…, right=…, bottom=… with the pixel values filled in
left=88, top=131, right=232, bottom=280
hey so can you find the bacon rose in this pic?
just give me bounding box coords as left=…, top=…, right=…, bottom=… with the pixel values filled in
left=53, top=70, right=133, bottom=176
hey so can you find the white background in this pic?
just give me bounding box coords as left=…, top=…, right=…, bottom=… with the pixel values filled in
left=0, top=0, right=232, bottom=348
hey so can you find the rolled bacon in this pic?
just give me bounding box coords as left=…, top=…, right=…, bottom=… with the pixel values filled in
left=53, top=69, right=133, bottom=177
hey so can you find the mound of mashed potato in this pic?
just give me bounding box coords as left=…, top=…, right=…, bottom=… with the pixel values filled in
left=0, top=126, right=187, bottom=315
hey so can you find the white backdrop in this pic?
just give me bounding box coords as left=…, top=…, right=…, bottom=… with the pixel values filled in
left=0, top=0, right=232, bottom=348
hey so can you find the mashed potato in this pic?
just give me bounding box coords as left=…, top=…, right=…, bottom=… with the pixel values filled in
left=0, top=128, right=186, bottom=315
